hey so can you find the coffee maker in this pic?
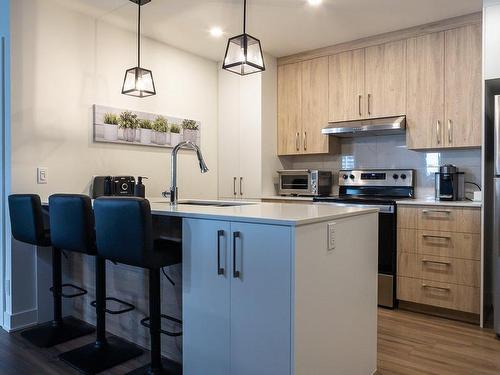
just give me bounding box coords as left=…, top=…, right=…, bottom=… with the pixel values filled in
left=435, top=165, right=465, bottom=201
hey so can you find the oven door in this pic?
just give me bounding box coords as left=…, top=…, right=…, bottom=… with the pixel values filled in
left=314, top=202, right=396, bottom=308
left=278, top=170, right=312, bottom=196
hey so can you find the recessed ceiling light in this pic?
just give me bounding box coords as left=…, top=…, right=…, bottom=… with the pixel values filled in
left=308, top=0, right=322, bottom=6
left=210, top=26, right=224, bottom=38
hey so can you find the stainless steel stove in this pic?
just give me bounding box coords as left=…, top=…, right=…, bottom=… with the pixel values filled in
left=314, top=169, right=415, bottom=308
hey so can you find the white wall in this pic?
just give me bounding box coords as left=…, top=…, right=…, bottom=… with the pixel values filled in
left=9, top=0, right=219, bottom=329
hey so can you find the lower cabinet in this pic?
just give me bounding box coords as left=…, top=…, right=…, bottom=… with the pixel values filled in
left=182, top=218, right=291, bottom=375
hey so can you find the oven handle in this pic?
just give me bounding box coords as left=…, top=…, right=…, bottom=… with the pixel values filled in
left=314, top=202, right=394, bottom=213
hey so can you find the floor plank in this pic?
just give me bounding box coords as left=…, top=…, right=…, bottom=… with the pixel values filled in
left=1, top=309, right=500, bottom=374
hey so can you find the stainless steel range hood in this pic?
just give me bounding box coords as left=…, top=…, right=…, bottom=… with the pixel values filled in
left=322, top=116, right=406, bottom=137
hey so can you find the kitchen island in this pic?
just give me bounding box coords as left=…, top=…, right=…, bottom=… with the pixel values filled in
left=67, top=200, right=378, bottom=375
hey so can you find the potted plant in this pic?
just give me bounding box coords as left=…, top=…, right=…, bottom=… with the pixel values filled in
left=181, top=119, right=199, bottom=143
left=170, top=123, right=181, bottom=146
left=103, top=113, right=119, bottom=141
left=152, top=116, right=169, bottom=145
left=139, top=119, right=153, bottom=145
left=119, top=111, right=138, bottom=142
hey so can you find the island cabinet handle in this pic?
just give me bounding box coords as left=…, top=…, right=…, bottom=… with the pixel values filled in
left=233, top=231, right=241, bottom=278
left=217, top=230, right=225, bottom=276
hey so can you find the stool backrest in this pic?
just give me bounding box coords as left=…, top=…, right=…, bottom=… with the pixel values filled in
left=8, top=194, right=49, bottom=246
left=94, top=197, right=153, bottom=267
left=49, top=194, right=97, bottom=255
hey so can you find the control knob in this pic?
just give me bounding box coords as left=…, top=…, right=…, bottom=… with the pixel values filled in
left=349, top=174, right=355, bottom=180
left=401, top=174, right=407, bottom=180
left=393, top=174, right=399, bottom=180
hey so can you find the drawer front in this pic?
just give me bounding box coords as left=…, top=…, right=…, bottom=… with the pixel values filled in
left=397, top=276, right=480, bottom=314
left=398, top=206, right=417, bottom=229
left=417, top=230, right=480, bottom=260
left=416, top=207, right=480, bottom=233
left=398, top=254, right=479, bottom=287
left=397, top=228, right=416, bottom=254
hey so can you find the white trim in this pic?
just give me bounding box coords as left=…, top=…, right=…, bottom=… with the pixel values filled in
left=3, top=308, right=38, bottom=332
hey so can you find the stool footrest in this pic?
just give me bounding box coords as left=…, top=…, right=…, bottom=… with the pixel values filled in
left=91, top=297, right=135, bottom=315
left=50, top=283, right=88, bottom=298
left=140, top=314, right=183, bottom=337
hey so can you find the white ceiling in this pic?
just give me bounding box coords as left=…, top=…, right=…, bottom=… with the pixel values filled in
left=58, top=0, right=482, bottom=61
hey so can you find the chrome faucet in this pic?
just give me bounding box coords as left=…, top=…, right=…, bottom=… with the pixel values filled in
left=162, top=141, right=209, bottom=205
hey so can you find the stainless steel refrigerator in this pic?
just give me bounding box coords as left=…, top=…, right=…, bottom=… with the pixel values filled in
left=494, top=95, right=500, bottom=334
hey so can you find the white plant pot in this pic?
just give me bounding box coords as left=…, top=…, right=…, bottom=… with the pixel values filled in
left=183, top=129, right=199, bottom=143
left=156, top=132, right=167, bottom=145
left=95, top=124, right=105, bottom=139
left=118, top=128, right=124, bottom=140
left=165, top=132, right=171, bottom=145
left=135, top=129, right=141, bottom=142
left=170, top=132, right=181, bottom=146
left=103, top=124, right=118, bottom=141
left=124, top=128, right=136, bottom=142
left=140, top=129, right=152, bottom=145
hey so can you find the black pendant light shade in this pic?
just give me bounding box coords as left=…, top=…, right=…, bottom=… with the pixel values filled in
left=222, top=0, right=265, bottom=75
left=122, top=0, right=156, bottom=97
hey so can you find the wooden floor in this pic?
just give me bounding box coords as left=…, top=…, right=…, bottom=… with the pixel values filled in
left=1, top=309, right=500, bottom=374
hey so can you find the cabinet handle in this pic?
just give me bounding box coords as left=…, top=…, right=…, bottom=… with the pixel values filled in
left=422, top=259, right=451, bottom=266
left=422, top=234, right=451, bottom=240
left=303, top=131, right=307, bottom=151
left=233, top=177, right=237, bottom=196
left=422, top=284, right=450, bottom=292
left=448, top=119, right=452, bottom=144
left=295, top=132, right=300, bottom=151
left=436, top=120, right=441, bottom=144
left=422, top=209, right=451, bottom=215
left=239, top=177, right=243, bottom=196
left=367, top=94, right=371, bottom=115
left=233, top=231, right=241, bottom=278
left=217, top=230, right=225, bottom=276
left=358, top=95, right=362, bottom=116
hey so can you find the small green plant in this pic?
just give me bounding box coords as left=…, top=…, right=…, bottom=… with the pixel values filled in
left=118, top=111, right=138, bottom=129
left=103, top=113, right=118, bottom=125
left=153, top=116, right=168, bottom=133
left=170, top=123, right=181, bottom=134
left=181, top=119, right=199, bottom=131
left=139, top=119, right=152, bottom=130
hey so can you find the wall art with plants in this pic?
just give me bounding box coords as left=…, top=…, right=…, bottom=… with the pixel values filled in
left=93, top=105, right=201, bottom=148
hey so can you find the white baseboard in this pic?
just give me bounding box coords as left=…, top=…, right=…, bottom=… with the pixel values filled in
left=3, top=308, right=37, bottom=332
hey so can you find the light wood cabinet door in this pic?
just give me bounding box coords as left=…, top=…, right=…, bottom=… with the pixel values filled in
left=278, top=63, right=302, bottom=155
left=328, top=49, right=365, bottom=122
left=444, top=24, right=482, bottom=148
left=365, top=40, right=406, bottom=118
left=301, top=57, right=329, bottom=154
left=406, top=32, right=445, bottom=149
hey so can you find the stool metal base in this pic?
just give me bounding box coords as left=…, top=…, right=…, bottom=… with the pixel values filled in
left=125, top=358, right=182, bottom=375
left=59, top=336, right=143, bottom=374
left=20, top=316, right=95, bottom=348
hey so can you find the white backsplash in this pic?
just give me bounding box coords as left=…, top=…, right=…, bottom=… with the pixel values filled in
left=279, top=134, right=482, bottom=198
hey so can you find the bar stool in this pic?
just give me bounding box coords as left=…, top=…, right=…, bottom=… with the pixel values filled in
left=50, top=194, right=143, bottom=374
left=94, top=197, right=182, bottom=375
left=7, top=194, right=94, bottom=348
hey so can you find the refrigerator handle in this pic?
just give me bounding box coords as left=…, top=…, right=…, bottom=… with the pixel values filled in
left=495, top=96, right=500, bottom=175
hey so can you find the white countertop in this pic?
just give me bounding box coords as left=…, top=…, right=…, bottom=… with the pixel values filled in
left=149, top=199, right=378, bottom=226
left=396, top=198, right=482, bottom=208
left=261, top=195, right=314, bottom=202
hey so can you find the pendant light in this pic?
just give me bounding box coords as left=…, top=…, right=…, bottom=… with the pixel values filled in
left=222, top=0, right=265, bottom=75
left=122, top=0, right=156, bottom=97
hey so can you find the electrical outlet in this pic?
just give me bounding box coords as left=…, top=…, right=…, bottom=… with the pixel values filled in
left=327, top=222, right=336, bottom=251
left=37, top=167, right=48, bottom=184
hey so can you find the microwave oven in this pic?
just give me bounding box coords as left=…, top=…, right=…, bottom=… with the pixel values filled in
left=277, top=170, right=332, bottom=196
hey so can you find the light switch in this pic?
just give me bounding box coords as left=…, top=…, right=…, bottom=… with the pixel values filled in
left=37, top=167, right=48, bottom=184
left=327, top=222, right=336, bottom=251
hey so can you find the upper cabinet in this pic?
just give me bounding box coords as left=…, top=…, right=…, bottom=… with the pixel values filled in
left=328, top=41, right=406, bottom=122
left=407, top=24, right=481, bottom=149
left=328, top=49, right=365, bottom=122
left=278, top=57, right=335, bottom=155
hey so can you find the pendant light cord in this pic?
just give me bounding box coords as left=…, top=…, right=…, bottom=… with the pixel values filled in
left=243, top=0, right=246, bottom=34
left=137, top=0, right=141, bottom=68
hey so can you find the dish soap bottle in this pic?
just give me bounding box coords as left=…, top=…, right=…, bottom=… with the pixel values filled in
left=135, top=176, right=148, bottom=198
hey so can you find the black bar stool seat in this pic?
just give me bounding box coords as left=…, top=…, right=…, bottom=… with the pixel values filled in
left=94, top=197, right=182, bottom=375
left=51, top=194, right=143, bottom=374
left=7, top=194, right=94, bottom=348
